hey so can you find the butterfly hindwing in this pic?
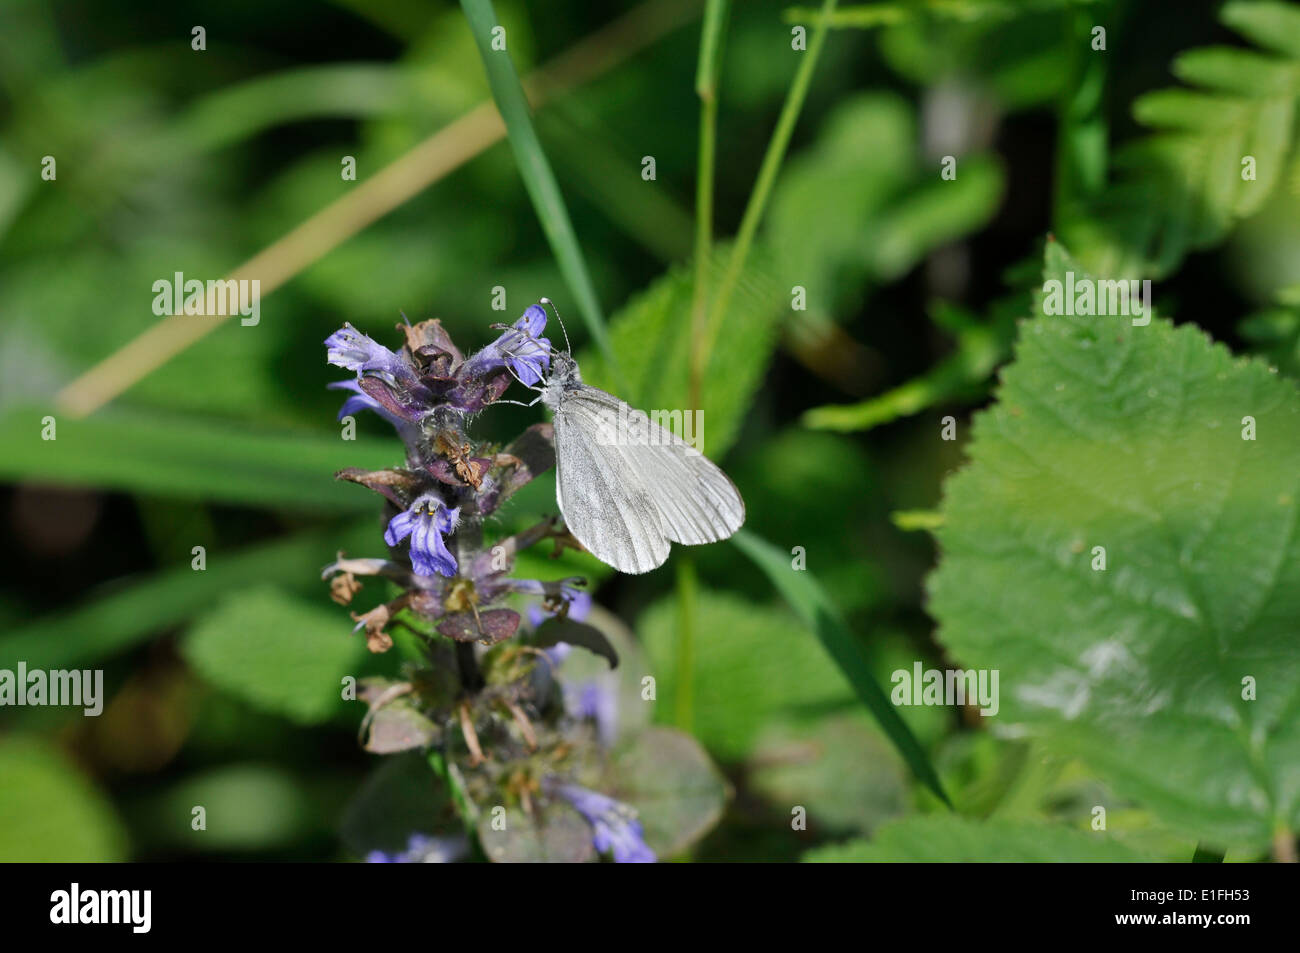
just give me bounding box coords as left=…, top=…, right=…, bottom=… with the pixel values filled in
left=552, top=385, right=745, bottom=573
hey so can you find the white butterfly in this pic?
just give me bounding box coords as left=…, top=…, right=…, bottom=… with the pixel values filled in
left=500, top=300, right=746, bottom=574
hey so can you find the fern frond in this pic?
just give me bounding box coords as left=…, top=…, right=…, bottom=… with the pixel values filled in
left=1065, top=1, right=1300, bottom=277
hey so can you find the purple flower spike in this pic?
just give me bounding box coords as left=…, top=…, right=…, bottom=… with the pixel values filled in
left=384, top=494, right=460, bottom=578
left=553, top=782, right=655, bottom=863
left=328, top=380, right=404, bottom=425
left=466, top=305, right=552, bottom=387
left=325, top=323, right=404, bottom=378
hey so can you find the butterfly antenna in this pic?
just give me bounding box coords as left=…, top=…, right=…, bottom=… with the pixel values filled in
left=539, top=297, right=571, bottom=354
left=495, top=346, right=547, bottom=391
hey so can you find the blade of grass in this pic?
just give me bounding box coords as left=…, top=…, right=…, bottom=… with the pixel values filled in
left=459, top=0, right=624, bottom=391
left=1191, top=843, right=1225, bottom=862
left=0, top=521, right=375, bottom=670
left=0, top=405, right=393, bottom=511
left=698, top=0, right=838, bottom=368
left=730, top=528, right=952, bottom=807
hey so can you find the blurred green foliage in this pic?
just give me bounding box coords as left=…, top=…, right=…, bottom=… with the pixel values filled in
left=3, top=0, right=1300, bottom=862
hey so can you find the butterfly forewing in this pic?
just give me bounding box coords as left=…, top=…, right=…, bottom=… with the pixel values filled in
left=553, top=389, right=671, bottom=573
left=553, top=385, right=745, bottom=573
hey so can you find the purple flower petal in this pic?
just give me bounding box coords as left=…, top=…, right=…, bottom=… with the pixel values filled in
left=552, top=782, right=655, bottom=863
left=384, top=495, right=459, bottom=577
left=364, top=833, right=467, bottom=863
left=325, top=323, right=402, bottom=377
left=463, top=306, right=552, bottom=388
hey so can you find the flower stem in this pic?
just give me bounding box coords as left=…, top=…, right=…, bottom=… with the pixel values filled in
left=688, top=0, right=731, bottom=413
left=1052, top=1, right=1112, bottom=232
left=698, top=0, right=838, bottom=365
left=674, top=555, right=699, bottom=732
left=456, top=641, right=484, bottom=693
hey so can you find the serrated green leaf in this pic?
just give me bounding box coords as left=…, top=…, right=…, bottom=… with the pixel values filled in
left=803, top=816, right=1153, bottom=862
left=182, top=585, right=367, bottom=725
left=929, top=241, right=1300, bottom=850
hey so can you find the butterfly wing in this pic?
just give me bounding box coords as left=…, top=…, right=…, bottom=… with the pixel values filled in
left=553, top=387, right=671, bottom=574
left=553, top=385, right=745, bottom=574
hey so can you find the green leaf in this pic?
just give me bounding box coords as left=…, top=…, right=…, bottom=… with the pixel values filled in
left=477, top=804, right=596, bottom=863
left=871, top=2, right=1074, bottom=108
left=639, top=588, right=858, bottom=760
left=182, top=585, right=368, bottom=725
left=580, top=249, right=783, bottom=459
left=172, top=64, right=425, bottom=154
left=0, top=521, right=375, bottom=671
left=1193, top=843, right=1226, bottom=863
left=0, top=736, right=127, bottom=861
left=719, top=428, right=886, bottom=612
left=766, top=93, right=1003, bottom=312
left=0, top=405, right=394, bottom=510
left=731, top=530, right=951, bottom=806
left=766, top=92, right=914, bottom=307
left=362, top=700, right=441, bottom=754
left=865, top=156, right=1004, bottom=279
left=929, top=240, right=1300, bottom=850
left=127, top=764, right=318, bottom=852
left=1222, top=0, right=1300, bottom=58
left=803, top=816, right=1153, bottom=862
left=533, top=616, right=618, bottom=670
left=341, top=752, right=458, bottom=858
left=749, top=714, right=908, bottom=836
left=547, top=605, right=651, bottom=747
left=457, top=0, right=621, bottom=386
left=606, top=727, right=729, bottom=859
